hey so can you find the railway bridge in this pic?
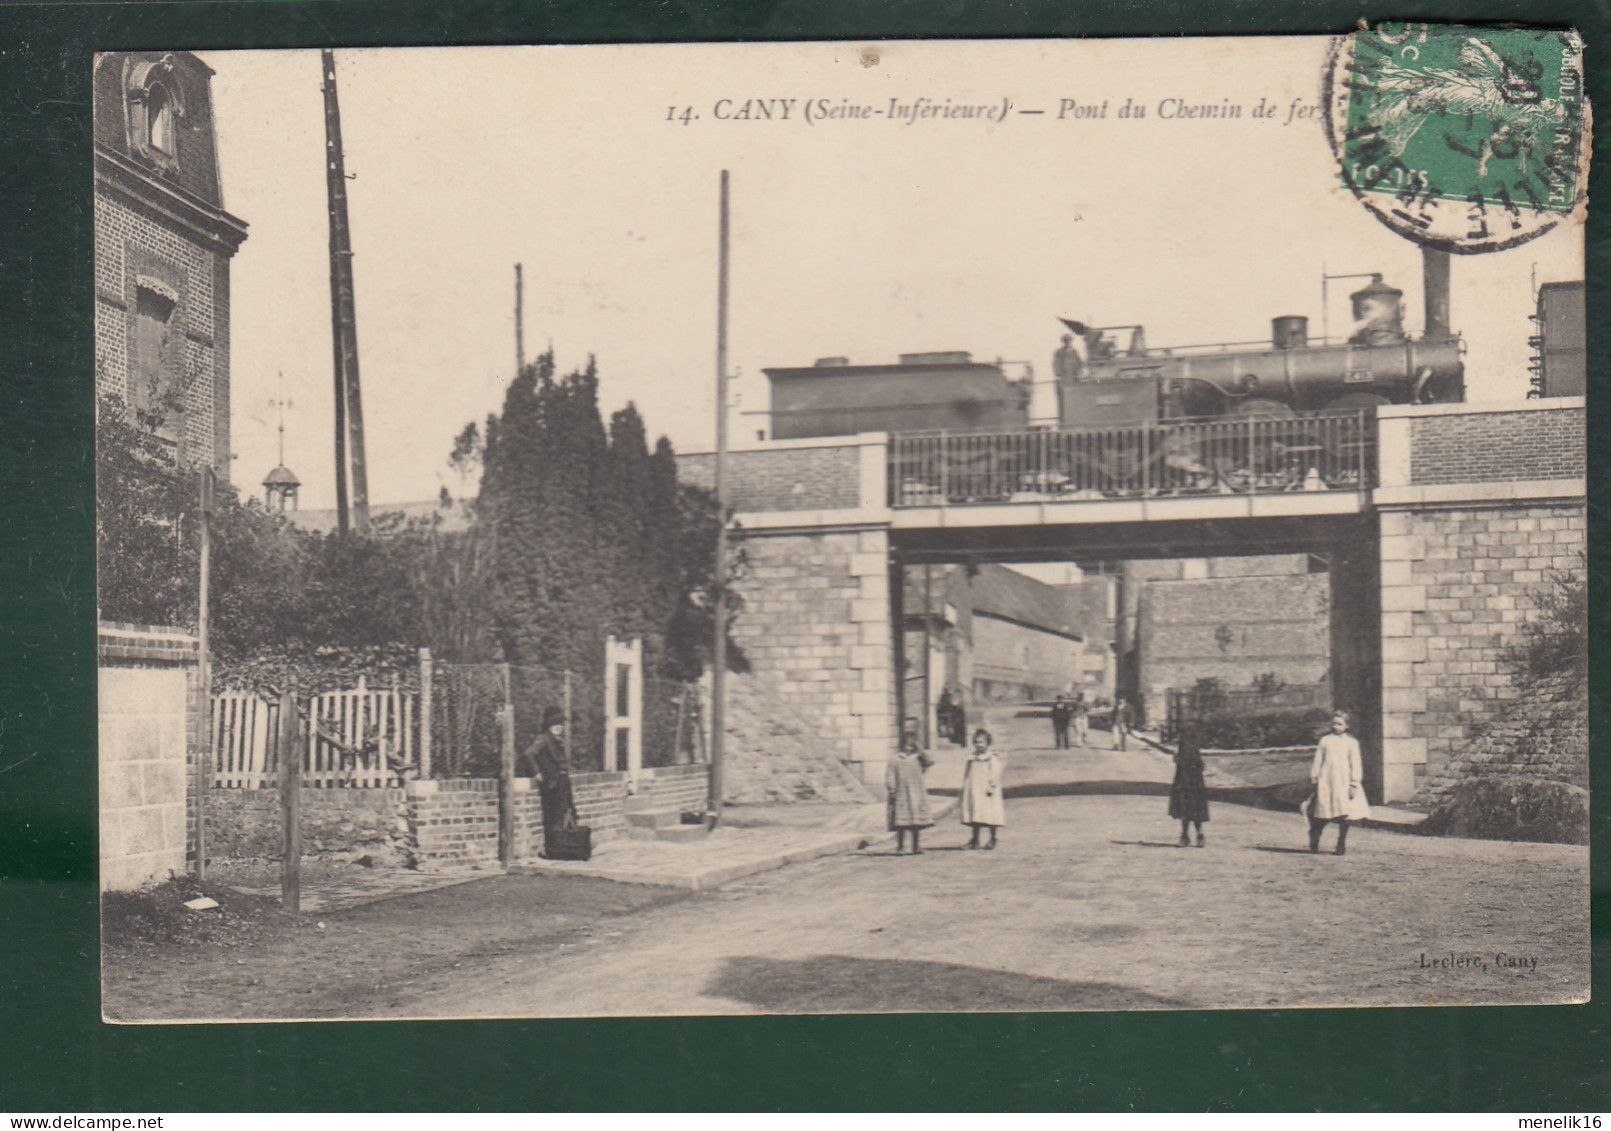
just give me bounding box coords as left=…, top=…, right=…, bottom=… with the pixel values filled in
left=680, top=398, right=1584, bottom=803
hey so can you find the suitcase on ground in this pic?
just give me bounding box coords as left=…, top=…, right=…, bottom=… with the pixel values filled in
left=543, top=825, right=592, bottom=861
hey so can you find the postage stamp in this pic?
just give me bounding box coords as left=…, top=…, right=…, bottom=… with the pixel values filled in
left=1326, top=23, right=1588, bottom=252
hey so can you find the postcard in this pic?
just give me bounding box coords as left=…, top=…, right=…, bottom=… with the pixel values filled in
left=96, top=31, right=1588, bottom=1020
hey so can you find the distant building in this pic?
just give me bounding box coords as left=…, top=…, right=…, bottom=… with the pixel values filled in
left=94, top=52, right=248, bottom=478
left=1118, top=554, right=1330, bottom=727
left=1529, top=281, right=1585, bottom=398
left=284, top=498, right=470, bottom=535
left=903, top=564, right=1094, bottom=736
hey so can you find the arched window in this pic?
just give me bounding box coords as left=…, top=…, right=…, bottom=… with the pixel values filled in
left=125, top=55, right=183, bottom=172
left=147, top=82, right=175, bottom=156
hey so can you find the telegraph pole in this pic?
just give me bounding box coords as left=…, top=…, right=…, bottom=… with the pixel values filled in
left=709, top=170, right=731, bottom=829
left=515, top=263, right=526, bottom=374
left=322, top=49, right=369, bottom=532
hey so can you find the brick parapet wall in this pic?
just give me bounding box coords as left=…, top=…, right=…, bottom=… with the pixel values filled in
left=727, top=530, right=895, bottom=782
left=1375, top=502, right=1585, bottom=801
left=1377, top=401, right=1585, bottom=491
left=679, top=442, right=867, bottom=513
left=187, top=765, right=715, bottom=870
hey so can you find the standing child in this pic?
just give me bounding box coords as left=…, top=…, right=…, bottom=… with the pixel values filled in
left=886, top=718, right=935, bottom=855
left=960, top=728, right=1006, bottom=850
left=1168, top=724, right=1210, bottom=847
left=1308, top=710, right=1367, bottom=855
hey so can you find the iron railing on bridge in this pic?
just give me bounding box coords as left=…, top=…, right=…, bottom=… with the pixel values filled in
left=888, top=411, right=1374, bottom=506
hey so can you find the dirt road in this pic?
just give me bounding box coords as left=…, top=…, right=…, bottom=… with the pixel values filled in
left=378, top=714, right=1590, bottom=1018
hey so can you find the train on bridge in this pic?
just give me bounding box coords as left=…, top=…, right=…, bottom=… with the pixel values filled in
left=762, top=264, right=1465, bottom=498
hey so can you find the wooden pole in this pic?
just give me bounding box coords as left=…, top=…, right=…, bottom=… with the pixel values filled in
left=279, top=690, right=302, bottom=913
left=321, top=49, right=369, bottom=532
left=922, top=563, right=934, bottom=748
left=709, top=169, right=730, bottom=829
left=515, top=263, right=525, bottom=374
left=497, top=703, right=516, bottom=868
left=195, top=467, right=215, bottom=880
left=562, top=669, right=574, bottom=770
left=418, top=647, right=433, bottom=779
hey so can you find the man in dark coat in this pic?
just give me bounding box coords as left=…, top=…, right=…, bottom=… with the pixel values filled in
left=1050, top=695, right=1073, bottom=749
left=519, top=706, right=577, bottom=835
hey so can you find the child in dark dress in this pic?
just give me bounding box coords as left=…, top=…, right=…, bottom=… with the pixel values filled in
left=1168, top=725, right=1210, bottom=847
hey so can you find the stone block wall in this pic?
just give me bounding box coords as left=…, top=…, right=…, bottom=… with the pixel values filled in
left=99, top=623, right=200, bottom=891
left=1376, top=502, right=1584, bottom=799
left=205, top=786, right=409, bottom=861
left=1375, top=401, right=1586, bottom=802
left=728, top=529, right=896, bottom=783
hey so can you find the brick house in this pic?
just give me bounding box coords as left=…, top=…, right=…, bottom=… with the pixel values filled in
left=96, top=52, right=246, bottom=888
left=95, top=51, right=248, bottom=477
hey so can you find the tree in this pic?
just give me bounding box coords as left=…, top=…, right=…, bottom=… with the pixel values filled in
left=476, top=351, right=726, bottom=680
left=1501, top=562, right=1587, bottom=690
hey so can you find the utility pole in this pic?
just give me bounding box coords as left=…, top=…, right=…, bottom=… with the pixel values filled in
left=515, top=263, right=526, bottom=374
left=321, top=49, right=369, bottom=533
left=195, top=466, right=215, bottom=880
left=709, top=170, right=730, bottom=830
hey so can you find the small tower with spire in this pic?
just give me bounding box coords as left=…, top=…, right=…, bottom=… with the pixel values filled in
left=262, top=376, right=300, bottom=512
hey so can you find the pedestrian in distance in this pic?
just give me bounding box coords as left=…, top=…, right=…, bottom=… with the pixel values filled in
left=1306, top=710, right=1368, bottom=855
left=1050, top=694, right=1073, bottom=749
left=961, top=728, right=1006, bottom=850
left=887, top=717, right=935, bottom=855
left=940, top=686, right=966, bottom=747
left=1072, top=691, right=1089, bottom=746
left=1168, top=723, right=1210, bottom=847
left=1113, top=696, right=1133, bottom=751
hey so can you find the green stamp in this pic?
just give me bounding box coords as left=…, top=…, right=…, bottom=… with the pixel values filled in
left=1326, top=24, right=1588, bottom=252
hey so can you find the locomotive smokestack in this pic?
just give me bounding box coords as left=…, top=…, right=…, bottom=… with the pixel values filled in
left=1423, top=246, right=1452, bottom=340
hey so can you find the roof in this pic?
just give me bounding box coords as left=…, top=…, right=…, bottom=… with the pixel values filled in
left=971, top=564, right=1084, bottom=640
left=284, top=498, right=471, bottom=535
left=262, top=465, right=301, bottom=487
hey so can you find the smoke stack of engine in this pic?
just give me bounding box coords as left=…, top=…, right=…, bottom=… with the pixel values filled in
left=1272, top=316, right=1308, bottom=350
left=1423, top=246, right=1452, bottom=340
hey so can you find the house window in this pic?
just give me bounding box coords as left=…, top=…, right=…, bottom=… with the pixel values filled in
left=147, top=82, right=175, bottom=156
left=132, top=285, right=180, bottom=439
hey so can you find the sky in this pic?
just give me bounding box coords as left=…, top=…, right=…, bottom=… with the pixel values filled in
left=197, top=39, right=1584, bottom=511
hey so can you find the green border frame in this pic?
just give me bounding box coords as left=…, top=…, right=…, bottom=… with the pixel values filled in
left=2, top=0, right=1605, bottom=1111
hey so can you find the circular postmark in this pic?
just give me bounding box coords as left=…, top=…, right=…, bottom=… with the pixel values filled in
left=1324, top=23, right=1589, bottom=253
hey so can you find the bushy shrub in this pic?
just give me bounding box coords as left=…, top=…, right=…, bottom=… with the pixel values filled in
left=1198, top=706, right=1332, bottom=749
left=1420, top=777, right=1588, bottom=845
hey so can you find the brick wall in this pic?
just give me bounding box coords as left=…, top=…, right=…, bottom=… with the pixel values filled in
left=1377, top=502, right=1585, bottom=800
left=727, top=530, right=895, bottom=782
left=1136, top=575, right=1330, bottom=725
left=98, top=623, right=200, bottom=891
left=95, top=162, right=233, bottom=477
left=679, top=445, right=863, bottom=512
left=1407, top=405, right=1584, bottom=485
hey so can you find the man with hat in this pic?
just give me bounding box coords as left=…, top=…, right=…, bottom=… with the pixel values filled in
left=519, top=706, right=578, bottom=840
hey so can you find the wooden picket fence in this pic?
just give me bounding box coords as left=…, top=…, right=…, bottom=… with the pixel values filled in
left=211, top=679, right=417, bottom=788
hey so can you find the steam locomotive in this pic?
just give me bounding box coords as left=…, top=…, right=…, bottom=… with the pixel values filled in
left=763, top=269, right=1465, bottom=496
